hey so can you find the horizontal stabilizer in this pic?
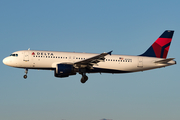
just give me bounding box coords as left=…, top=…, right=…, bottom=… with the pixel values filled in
left=154, top=58, right=175, bottom=64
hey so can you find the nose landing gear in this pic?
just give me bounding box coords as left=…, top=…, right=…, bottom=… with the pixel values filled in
left=23, top=68, right=28, bottom=79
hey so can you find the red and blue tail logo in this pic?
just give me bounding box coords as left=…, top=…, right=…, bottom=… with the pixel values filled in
left=140, top=30, right=174, bottom=58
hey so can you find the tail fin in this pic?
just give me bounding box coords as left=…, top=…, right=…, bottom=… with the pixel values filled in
left=140, top=30, right=174, bottom=58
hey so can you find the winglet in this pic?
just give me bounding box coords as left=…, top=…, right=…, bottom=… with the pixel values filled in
left=107, top=51, right=113, bottom=55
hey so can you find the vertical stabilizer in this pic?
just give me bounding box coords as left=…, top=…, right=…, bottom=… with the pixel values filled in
left=140, top=30, right=174, bottom=58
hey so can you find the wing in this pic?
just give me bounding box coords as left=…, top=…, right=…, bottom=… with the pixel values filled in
left=74, top=51, right=112, bottom=69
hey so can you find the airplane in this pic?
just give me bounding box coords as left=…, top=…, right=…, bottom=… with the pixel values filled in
left=3, top=30, right=176, bottom=83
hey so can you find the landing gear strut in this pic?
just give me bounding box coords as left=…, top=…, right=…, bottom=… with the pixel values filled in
left=80, top=73, right=88, bottom=83
left=23, top=68, right=28, bottom=79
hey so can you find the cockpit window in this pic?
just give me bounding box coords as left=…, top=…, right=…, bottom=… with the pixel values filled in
left=10, top=54, right=18, bottom=57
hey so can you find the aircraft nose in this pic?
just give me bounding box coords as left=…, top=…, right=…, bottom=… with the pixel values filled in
left=3, top=57, right=10, bottom=65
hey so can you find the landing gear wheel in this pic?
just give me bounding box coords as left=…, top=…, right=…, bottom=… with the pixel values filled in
left=81, top=75, right=88, bottom=83
left=23, top=68, right=28, bottom=79
left=23, top=75, right=27, bottom=79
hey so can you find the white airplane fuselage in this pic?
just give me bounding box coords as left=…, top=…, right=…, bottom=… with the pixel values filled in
left=3, top=50, right=176, bottom=73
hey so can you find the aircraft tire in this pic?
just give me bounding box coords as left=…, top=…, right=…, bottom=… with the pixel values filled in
left=23, top=75, right=27, bottom=79
left=81, top=75, right=88, bottom=83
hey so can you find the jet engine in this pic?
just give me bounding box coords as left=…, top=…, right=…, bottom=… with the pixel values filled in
left=54, top=64, right=76, bottom=77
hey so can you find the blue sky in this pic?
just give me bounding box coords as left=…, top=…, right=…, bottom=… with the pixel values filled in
left=0, top=0, right=180, bottom=120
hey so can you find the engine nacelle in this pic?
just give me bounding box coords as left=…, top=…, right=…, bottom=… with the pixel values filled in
left=55, top=64, right=76, bottom=78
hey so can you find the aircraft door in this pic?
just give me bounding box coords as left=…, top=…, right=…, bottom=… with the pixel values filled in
left=23, top=52, right=29, bottom=61
left=138, top=57, right=143, bottom=67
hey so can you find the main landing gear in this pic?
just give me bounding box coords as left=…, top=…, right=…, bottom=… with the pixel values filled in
left=23, top=68, right=28, bottom=79
left=80, top=73, right=88, bottom=83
